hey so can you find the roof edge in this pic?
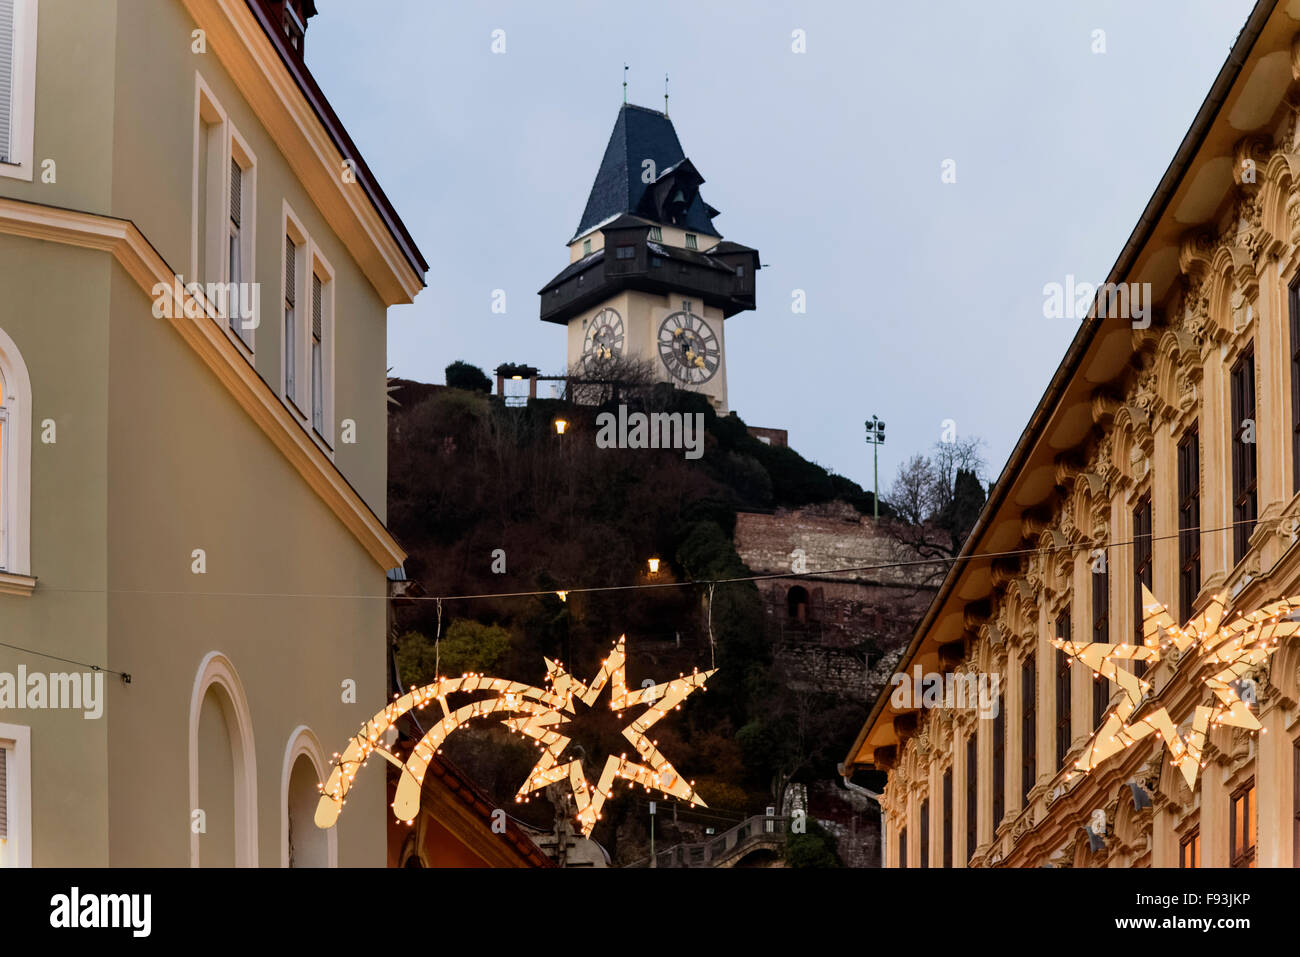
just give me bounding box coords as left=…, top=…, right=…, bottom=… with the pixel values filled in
left=845, top=0, right=1280, bottom=772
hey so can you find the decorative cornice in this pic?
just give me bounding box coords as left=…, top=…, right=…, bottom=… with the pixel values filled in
left=0, top=571, right=36, bottom=597
left=0, top=197, right=405, bottom=571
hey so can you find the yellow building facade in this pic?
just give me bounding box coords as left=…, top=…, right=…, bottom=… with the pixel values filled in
left=844, top=0, right=1300, bottom=869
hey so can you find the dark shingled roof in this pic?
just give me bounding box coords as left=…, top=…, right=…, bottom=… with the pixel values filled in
left=572, top=104, right=722, bottom=242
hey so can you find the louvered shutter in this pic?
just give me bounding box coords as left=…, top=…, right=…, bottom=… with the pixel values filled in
left=312, top=274, right=322, bottom=341
left=284, top=238, right=295, bottom=306
left=229, top=159, right=242, bottom=226
left=0, top=745, right=8, bottom=841
left=0, top=0, right=15, bottom=165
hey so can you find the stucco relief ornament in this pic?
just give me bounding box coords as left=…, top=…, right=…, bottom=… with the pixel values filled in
left=1128, top=443, right=1148, bottom=481
left=1130, top=371, right=1158, bottom=416
left=1176, top=370, right=1197, bottom=413
left=1058, top=498, right=1075, bottom=542
left=1052, top=587, right=1293, bottom=790
left=1092, top=434, right=1114, bottom=482
left=1230, top=285, right=1253, bottom=333
left=314, top=637, right=713, bottom=837
left=1288, top=193, right=1300, bottom=245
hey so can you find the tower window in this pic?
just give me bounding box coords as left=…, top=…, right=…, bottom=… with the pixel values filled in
left=615, top=245, right=635, bottom=260
left=685, top=233, right=698, bottom=250
left=648, top=226, right=662, bottom=241
left=582, top=238, right=592, bottom=256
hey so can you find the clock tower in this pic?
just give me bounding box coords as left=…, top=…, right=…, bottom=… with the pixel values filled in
left=539, top=103, right=759, bottom=413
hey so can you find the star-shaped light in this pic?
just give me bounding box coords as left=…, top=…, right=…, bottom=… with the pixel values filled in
left=1053, top=586, right=1293, bottom=789
left=507, top=637, right=713, bottom=834
left=314, top=637, right=714, bottom=837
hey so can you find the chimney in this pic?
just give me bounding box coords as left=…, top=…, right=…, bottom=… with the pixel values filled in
left=261, top=0, right=318, bottom=59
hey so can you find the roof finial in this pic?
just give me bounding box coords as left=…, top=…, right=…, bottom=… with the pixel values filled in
left=664, top=73, right=669, bottom=116
left=623, top=63, right=628, bottom=104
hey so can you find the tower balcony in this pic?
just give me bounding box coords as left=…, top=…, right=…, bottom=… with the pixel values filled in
left=538, top=218, right=758, bottom=325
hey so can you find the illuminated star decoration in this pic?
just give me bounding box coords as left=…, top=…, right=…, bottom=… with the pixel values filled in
left=1052, top=585, right=1294, bottom=789
left=314, top=637, right=714, bottom=837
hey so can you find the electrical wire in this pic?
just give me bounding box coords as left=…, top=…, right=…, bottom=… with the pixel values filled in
left=26, top=516, right=1273, bottom=605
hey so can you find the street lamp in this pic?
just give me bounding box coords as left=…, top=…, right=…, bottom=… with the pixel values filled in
left=647, top=557, right=661, bottom=574
left=864, top=415, right=886, bottom=519
left=554, top=418, right=569, bottom=436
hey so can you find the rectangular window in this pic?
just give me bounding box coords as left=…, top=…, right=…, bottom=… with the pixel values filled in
left=898, top=827, right=907, bottom=868
left=582, top=238, right=591, bottom=256
left=283, top=234, right=298, bottom=406
left=0, top=725, right=30, bottom=868
left=1179, top=829, right=1200, bottom=869
left=0, top=740, right=6, bottom=844
left=965, top=733, right=977, bottom=862
left=1231, top=347, right=1258, bottom=565
left=0, top=0, right=37, bottom=180
left=1294, top=742, right=1299, bottom=869
left=0, top=403, right=7, bottom=571
left=1133, top=497, right=1152, bottom=678
left=0, top=0, right=14, bottom=164
left=648, top=226, right=662, bottom=241
left=615, top=245, right=635, bottom=260
left=1177, top=429, right=1201, bottom=622
left=919, top=799, right=929, bottom=869
left=195, top=78, right=256, bottom=352
left=942, top=768, right=953, bottom=868
left=228, top=158, right=245, bottom=342
left=685, top=232, right=698, bottom=250
left=1230, top=780, right=1256, bottom=868
left=992, top=690, right=1005, bottom=828
left=311, top=272, right=324, bottom=436
left=1056, top=609, right=1072, bottom=768
left=1291, top=275, right=1300, bottom=492
left=1092, top=563, right=1110, bottom=723
left=1022, top=655, right=1036, bottom=805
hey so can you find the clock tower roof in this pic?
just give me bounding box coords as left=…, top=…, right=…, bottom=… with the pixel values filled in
left=572, top=103, right=722, bottom=243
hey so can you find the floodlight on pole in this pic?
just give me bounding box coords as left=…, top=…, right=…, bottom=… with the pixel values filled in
left=865, top=415, right=886, bottom=519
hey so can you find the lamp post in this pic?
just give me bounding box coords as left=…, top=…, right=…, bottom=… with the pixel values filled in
left=864, top=415, right=886, bottom=519
left=553, top=418, right=569, bottom=436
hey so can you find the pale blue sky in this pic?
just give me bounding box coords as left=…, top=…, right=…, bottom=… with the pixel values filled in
left=308, top=0, right=1256, bottom=497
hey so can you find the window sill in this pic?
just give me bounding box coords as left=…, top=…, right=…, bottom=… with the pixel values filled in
left=0, top=571, right=37, bottom=597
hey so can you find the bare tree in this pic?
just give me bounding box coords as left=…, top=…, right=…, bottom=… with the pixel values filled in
left=882, top=436, right=990, bottom=582
left=562, top=354, right=660, bottom=407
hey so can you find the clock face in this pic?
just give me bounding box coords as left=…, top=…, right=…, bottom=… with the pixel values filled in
left=582, top=308, right=624, bottom=367
left=658, top=309, right=720, bottom=384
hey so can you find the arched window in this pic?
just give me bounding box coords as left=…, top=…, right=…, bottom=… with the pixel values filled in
left=281, top=725, right=336, bottom=867
left=0, top=325, right=32, bottom=579
left=786, top=585, right=809, bottom=622
left=188, top=653, right=258, bottom=867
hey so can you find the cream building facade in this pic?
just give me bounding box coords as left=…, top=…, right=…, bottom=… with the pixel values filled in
left=0, top=0, right=425, bottom=865
left=844, top=0, right=1300, bottom=869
